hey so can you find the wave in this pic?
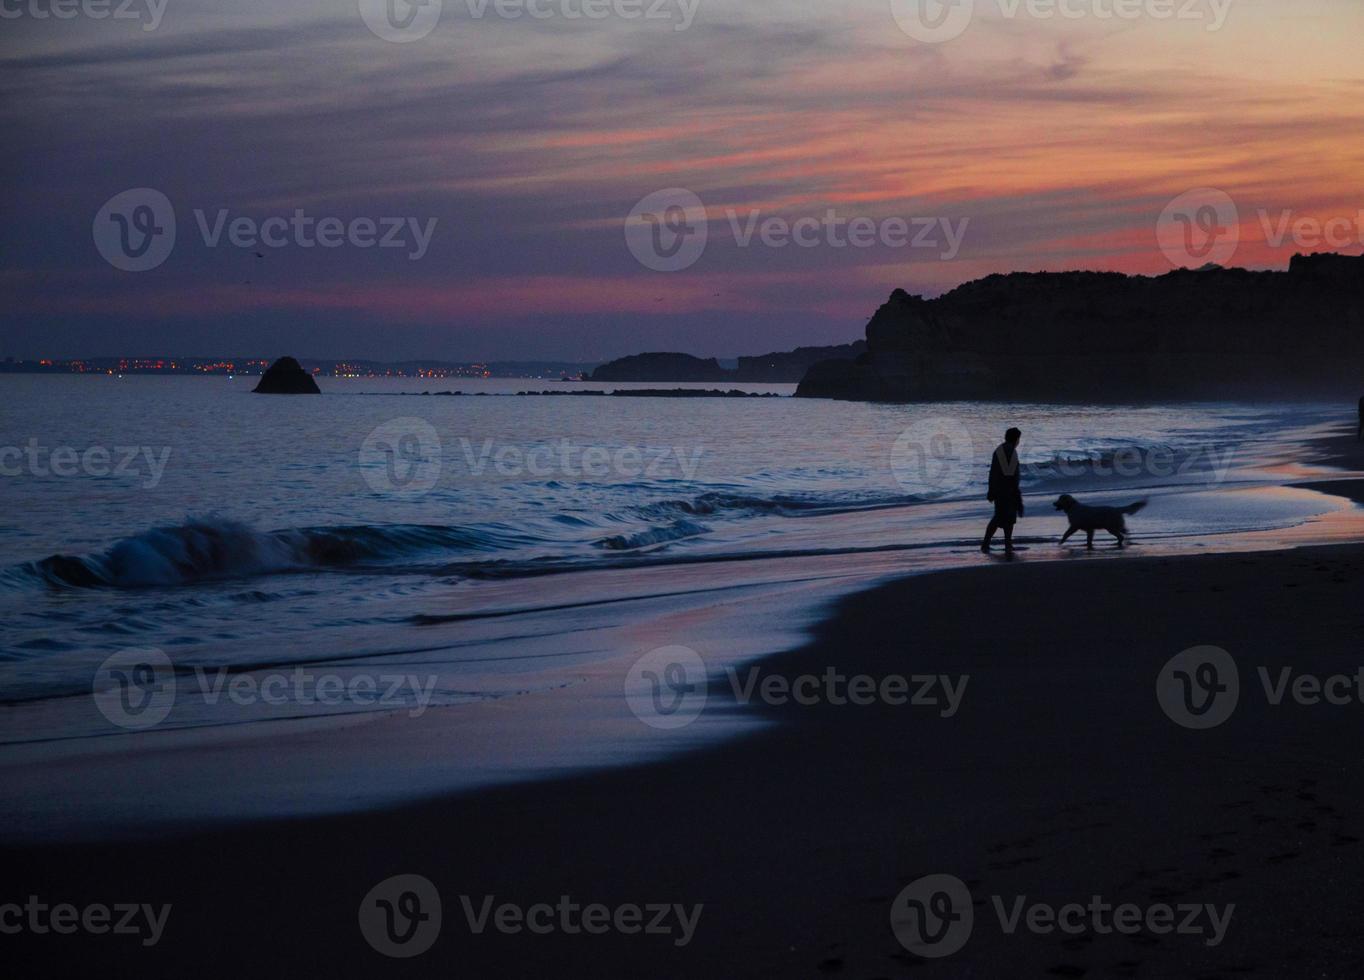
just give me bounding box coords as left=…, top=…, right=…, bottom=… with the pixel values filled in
left=18, top=519, right=521, bottom=590
left=630, top=489, right=927, bottom=521
left=594, top=519, right=710, bottom=551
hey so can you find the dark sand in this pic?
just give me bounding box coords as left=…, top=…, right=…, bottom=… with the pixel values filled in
left=9, top=432, right=1364, bottom=978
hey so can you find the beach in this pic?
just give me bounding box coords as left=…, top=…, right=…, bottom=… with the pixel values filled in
left=8, top=426, right=1364, bottom=977
left=11, top=1, right=1364, bottom=973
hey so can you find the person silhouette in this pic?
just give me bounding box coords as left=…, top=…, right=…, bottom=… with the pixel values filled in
left=981, top=427, right=1024, bottom=555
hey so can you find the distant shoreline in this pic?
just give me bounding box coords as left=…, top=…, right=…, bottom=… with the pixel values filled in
left=0, top=358, right=603, bottom=380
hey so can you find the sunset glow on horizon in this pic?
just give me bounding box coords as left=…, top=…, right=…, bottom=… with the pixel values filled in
left=4, top=0, right=1363, bottom=360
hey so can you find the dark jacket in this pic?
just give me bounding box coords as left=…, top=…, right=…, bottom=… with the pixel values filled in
left=987, top=443, right=1023, bottom=507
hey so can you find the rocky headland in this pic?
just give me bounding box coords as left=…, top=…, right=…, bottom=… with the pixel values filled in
left=796, top=253, right=1364, bottom=401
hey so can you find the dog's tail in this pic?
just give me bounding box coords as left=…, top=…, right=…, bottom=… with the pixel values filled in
left=1122, top=500, right=1148, bottom=515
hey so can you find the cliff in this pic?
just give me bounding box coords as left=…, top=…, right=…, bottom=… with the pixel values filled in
left=796, top=253, right=1364, bottom=401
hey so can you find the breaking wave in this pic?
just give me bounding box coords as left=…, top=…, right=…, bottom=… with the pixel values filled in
left=17, top=519, right=521, bottom=589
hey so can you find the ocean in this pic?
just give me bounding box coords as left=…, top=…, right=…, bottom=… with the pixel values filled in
left=0, top=375, right=1355, bottom=835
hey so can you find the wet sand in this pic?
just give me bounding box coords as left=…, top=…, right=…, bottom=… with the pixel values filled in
left=8, top=459, right=1364, bottom=975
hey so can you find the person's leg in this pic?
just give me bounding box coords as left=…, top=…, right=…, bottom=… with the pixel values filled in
left=981, top=519, right=999, bottom=552
left=1003, top=524, right=1015, bottom=554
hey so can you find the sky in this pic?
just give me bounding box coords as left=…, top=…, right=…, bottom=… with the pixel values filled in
left=2, top=0, right=1362, bottom=361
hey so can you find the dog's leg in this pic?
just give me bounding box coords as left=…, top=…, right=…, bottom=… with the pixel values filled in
left=1113, top=529, right=1125, bottom=548
left=1086, top=529, right=1095, bottom=549
left=1059, top=526, right=1077, bottom=546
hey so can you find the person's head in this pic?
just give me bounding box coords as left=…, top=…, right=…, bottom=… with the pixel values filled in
left=1004, top=427, right=1022, bottom=447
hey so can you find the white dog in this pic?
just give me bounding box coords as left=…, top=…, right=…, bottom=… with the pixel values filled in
left=1053, top=494, right=1147, bottom=548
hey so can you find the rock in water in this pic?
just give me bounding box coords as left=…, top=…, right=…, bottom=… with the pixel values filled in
left=253, top=356, right=320, bottom=394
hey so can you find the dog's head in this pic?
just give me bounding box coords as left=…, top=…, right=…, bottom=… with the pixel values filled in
left=1053, top=494, right=1077, bottom=512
